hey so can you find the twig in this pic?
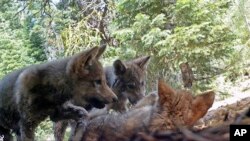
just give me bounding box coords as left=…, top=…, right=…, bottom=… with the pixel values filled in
left=180, top=128, right=211, bottom=141
left=14, top=2, right=29, bottom=17
left=99, top=0, right=110, bottom=45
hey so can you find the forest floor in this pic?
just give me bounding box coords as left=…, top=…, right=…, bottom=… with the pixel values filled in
left=212, top=75, right=250, bottom=110
left=196, top=75, right=250, bottom=127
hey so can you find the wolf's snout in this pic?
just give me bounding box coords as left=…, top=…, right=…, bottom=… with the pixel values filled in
left=129, top=97, right=137, bottom=105
left=112, top=97, right=118, bottom=103
left=106, top=87, right=118, bottom=103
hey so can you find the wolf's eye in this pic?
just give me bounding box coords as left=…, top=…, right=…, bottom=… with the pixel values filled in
left=127, top=83, right=136, bottom=89
left=94, top=80, right=102, bottom=85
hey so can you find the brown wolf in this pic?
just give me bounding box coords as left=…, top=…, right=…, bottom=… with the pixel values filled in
left=71, top=80, right=215, bottom=141
left=53, top=56, right=151, bottom=141
left=0, top=46, right=117, bottom=141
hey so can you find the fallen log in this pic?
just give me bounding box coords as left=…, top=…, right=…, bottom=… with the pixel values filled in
left=197, top=97, right=250, bottom=127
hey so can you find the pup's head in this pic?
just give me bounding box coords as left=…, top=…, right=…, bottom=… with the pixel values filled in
left=67, top=46, right=118, bottom=109
left=113, top=56, right=150, bottom=105
left=157, top=80, right=215, bottom=127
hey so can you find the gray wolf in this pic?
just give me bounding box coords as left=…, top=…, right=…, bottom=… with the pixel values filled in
left=105, top=55, right=151, bottom=112
left=53, top=56, right=151, bottom=141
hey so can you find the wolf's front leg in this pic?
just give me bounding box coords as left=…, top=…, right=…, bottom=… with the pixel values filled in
left=18, top=120, right=36, bottom=141
left=53, top=120, right=69, bottom=141
left=50, top=101, right=89, bottom=122
left=68, top=120, right=88, bottom=141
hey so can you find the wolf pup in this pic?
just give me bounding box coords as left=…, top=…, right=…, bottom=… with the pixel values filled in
left=105, top=56, right=151, bottom=112
left=72, top=80, right=215, bottom=141
left=0, top=46, right=117, bottom=141
left=54, top=56, right=151, bottom=141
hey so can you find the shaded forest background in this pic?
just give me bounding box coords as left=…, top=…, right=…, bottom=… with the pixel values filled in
left=0, top=0, right=250, bottom=140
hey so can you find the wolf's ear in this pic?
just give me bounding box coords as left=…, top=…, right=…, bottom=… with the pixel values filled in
left=133, top=56, right=150, bottom=70
left=187, top=91, right=215, bottom=125
left=158, top=80, right=175, bottom=106
left=79, top=47, right=99, bottom=67
left=113, top=60, right=127, bottom=76
left=96, top=45, right=106, bottom=59
left=67, top=47, right=99, bottom=75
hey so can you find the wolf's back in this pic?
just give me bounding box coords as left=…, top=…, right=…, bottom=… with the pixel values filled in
left=0, top=58, right=69, bottom=126
left=0, top=68, right=26, bottom=128
left=0, top=68, right=25, bottom=105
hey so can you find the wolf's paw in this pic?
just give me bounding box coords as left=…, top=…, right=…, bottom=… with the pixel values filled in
left=70, top=106, right=89, bottom=119
left=50, top=102, right=89, bottom=121
left=63, top=102, right=89, bottom=120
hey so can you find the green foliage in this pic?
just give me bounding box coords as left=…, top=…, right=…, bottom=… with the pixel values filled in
left=0, top=1, right=46, bottom=78
left=23, top=16, right=47, bottom=62
left=218, top=0, right=250, bottom=83
left=228, top=0, right=250, bottom=42
left=35, top=119, right=53, bottom=141
left=111, top=0, right=239, bottom=91
left=61, top=18, right=102, bottom=56
left=0, top=3, right=30, bottom=77
left=0, top=0, right=250, bottom=139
